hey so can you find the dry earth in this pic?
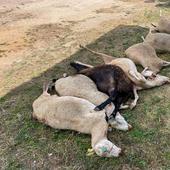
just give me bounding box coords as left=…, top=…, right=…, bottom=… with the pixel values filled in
left=0, top=0, right=158, bottom=96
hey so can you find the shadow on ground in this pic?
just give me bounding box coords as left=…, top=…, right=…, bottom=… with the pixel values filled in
left=1, top=25, right=170, bottom=169
left=156, top=0, right=170, bottom=8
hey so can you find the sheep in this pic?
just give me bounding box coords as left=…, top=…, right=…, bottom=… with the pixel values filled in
left=32, top=83, right=122, bottom=157
left=144, top=31, right=170, bottom=53
left=53, top=74, right=132, bottom=131
left=70, top=61, right=170, bottom=97
left=70, top=63, right=135, bottom=118
left=152, top=16, right=170, bottom=34
left=79, top=45, right=170, bottom=87
left=76, top=46, right=169, bottom=108
left=80, top=45, right=146, bottom=85
left=125, top=42, right=170, bottom=73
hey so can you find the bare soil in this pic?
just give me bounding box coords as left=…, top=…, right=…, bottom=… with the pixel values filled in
left=0, top=0, right=156, bottom=96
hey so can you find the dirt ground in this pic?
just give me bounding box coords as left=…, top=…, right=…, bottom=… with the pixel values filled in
left=0, top=0, right=159, bottom=96
left=0, top=0, right=170, bottom=169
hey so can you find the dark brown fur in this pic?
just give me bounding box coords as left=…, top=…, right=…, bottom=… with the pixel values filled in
left=79, top=65, right=133, bottom=94
left=70, top=62, right=134, bottom=119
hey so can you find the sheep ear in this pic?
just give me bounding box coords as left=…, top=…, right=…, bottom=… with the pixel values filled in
left=150, top=24, right=159, bottom=33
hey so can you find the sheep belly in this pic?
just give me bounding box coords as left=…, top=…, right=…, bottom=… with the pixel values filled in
left=33, top=96, right=98, bottom=134
left=145, top=33, right=170, bottom=52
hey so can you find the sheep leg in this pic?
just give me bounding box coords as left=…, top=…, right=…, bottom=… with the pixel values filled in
left=120, top=104, right=129, bottom=109
left=129, top=70, right=146, bottom=82
left=95, top=90, right=121, bottom=119
left=109, top=89, right=123, bottom=118
left=108, top=90, right=122, bottom=119
left=70, top=61, right=91, bottom=72
left=80, top=44, right=112, bottom=58
left=141, top=67, right=149, bottom=75
left=130, top=86, right=139, bottom=109
left=129, top=70, right=140, bottom=80
left=108, top=100, right=122, bottom=120
left=43, top=82, right=50, bottom=95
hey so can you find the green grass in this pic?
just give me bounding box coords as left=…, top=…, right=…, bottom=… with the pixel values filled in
left=1, top=7, right=170, bottom=170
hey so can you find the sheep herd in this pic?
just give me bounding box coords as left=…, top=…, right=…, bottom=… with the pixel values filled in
left=32, top=16, right=170, bottom=157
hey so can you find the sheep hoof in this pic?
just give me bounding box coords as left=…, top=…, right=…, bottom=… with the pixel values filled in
left=119, top=148, right=124, bottom=156
left=31, top=113, right=37, bottom=120
left=94, top=106, right=101, bottom=111
left=128, top=124, right=133, bottom=131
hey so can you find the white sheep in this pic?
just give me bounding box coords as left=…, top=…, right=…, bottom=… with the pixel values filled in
left=144, top=31, right=170, bottom=53
left=32, top=83, right=122, bottom=157
left=152, top=16, right=170, bottom=34
left=125, top=42, right=170, bottom=73
left=54, top=74, right=132, bottom=131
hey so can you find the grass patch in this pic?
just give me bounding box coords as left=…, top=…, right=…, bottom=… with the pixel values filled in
left=1, top=6, right=170, bottom=170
